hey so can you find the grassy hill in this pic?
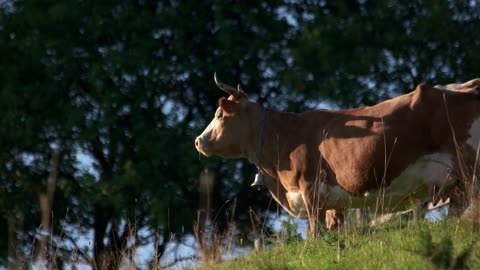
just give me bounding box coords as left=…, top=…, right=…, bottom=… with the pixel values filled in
left=200, top=216, right=480, bottom=270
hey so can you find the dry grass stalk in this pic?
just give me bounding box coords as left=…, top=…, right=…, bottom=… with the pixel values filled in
left=194, top=168, right=223, bottom=265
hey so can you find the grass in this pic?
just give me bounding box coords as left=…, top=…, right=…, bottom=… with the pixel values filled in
left=197, top=217, right=480, bottom=270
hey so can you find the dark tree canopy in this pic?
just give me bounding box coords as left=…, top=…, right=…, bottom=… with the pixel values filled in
left=0, top=0, right=479, bottom=268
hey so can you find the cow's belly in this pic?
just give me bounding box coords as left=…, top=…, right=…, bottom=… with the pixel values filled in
left=323, top=153, right=454, bottom=211
left=280, top=153, right=454, bottom=218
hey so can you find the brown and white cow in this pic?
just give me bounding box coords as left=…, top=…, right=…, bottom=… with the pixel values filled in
left=195, top=75, right=480, bottom=236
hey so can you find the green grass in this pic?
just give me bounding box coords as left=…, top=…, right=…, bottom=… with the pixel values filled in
left=201, top=218, right=480, bottom=270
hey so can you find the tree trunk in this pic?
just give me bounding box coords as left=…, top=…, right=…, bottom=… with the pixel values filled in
left=38, top=151, right=59, bottom=270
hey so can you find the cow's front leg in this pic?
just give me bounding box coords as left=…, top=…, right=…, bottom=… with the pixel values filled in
left=262, top=175, right=292, bottom=213
left=299, top=180, right=326, bottom=238
left=305, top=201, right=326, bottom=238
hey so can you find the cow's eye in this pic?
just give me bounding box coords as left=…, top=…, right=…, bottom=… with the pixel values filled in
left=217, top=111, right=223, bottom=120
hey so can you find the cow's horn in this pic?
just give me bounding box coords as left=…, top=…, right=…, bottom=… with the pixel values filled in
left=214, top=72, right=239, bottom=97
left=237, top=84, right=243, bottom=92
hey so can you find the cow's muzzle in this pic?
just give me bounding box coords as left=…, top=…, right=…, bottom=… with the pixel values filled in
left=195, top=136, right=210, bottom=156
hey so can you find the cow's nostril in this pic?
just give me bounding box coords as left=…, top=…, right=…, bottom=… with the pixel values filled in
left=195, top=137, right=201, bottom=149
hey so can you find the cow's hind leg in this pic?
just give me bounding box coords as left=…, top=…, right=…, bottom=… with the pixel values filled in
left=326, top=209, right=345, bottom=231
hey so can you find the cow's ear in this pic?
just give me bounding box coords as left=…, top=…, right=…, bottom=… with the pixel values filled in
left=219, top=97, right=240, bottom=113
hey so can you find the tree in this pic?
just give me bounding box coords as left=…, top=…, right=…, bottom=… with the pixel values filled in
left=0, top=0, right=288, bottom=268
left=283, top=0, right=480, bottom=108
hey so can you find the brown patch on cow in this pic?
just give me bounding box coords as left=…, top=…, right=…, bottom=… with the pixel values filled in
left=219, top=97, right=240, bottom=114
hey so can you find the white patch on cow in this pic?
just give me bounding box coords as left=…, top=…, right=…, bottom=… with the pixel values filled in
left=466, top=118, right=480, bottom=150
left=285, top=192, right=307, bottom=218
left=434, top=83, right=462, bottom=91
left=462, top=203, right=474, bottom=217
left=320, top=153, right=454, bottom=211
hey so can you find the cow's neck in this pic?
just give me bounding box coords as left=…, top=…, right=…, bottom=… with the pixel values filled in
left=246, top=107, right=301, bottom=176
left=245, top=105, right=269, bottom=167
left=255, top=106, right=267, bottom=163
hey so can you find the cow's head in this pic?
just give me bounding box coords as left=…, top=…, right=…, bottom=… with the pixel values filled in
left=195, top=74, right=262, bottom=158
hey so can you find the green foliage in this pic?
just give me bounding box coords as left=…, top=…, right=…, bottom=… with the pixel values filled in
left=278, top=217, right=302, bottom=243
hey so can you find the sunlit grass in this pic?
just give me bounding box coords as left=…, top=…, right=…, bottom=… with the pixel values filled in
left=195, top=217, right=480, bottom=270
